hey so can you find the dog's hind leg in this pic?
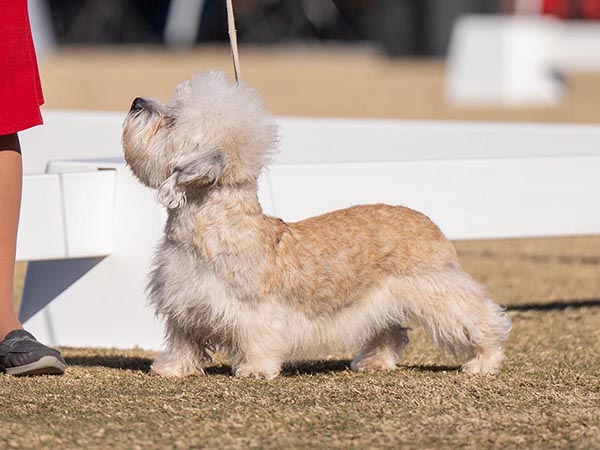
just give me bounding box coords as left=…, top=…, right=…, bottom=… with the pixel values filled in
left=351, top=325, right=410, bottom=372
left=458, top=296, right=511, bottom=375
left=151, top=321, right=208, bottom=377
left=397, top=269, right=511, bottom=375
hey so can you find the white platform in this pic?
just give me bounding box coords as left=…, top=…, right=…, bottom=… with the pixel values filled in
left=17, top=110, right=600, bottom=349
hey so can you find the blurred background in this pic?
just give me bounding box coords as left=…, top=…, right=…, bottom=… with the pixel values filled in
left=29, top=0, right=600, bottom=121
left=44, top=0, right=503, bottom=54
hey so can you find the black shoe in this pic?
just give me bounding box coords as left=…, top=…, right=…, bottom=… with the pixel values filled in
left=0, top=330, right=66, bottom=376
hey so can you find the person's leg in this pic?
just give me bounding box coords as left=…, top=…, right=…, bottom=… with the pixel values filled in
left=0, top=133, right=24, bottom=339
left=0, top=133, right=65, bottom=375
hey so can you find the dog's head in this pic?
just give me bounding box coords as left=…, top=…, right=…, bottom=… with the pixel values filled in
left=122, top=71, right=278, bottom=208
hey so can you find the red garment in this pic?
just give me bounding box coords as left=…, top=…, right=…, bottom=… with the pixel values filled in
left=0, top=0, right=44, bottom=135
left=542, top=0, right=600, bottom=19
left=581, top=0, right=600, bottom=19
left=542, top=0, right=570, bottom=18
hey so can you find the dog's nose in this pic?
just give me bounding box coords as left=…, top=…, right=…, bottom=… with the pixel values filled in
left=130, top=97, right=146, bottom=112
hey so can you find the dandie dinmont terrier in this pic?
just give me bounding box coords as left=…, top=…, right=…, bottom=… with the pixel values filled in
left=122, top=71, right=511, bottom=379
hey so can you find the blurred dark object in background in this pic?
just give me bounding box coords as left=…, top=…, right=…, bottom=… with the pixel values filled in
left=47, top=0, right=170, bottom=43
left=45, top=0, right=509, bottom=55
left=372, top=0, right=498, bottom=55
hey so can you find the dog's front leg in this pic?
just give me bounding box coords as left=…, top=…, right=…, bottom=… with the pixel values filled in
left=231, top=357, right=282, bottom=380
left=229, top=331, right=283, bottom=380
left=151, top=320, right=208, bottom=378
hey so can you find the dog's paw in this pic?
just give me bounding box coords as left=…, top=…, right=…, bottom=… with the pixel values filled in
left=233, top=365, right=280, bottom=380
left=461, top=349, right=505, bottom=375
left=150, top=358, right=205, bottom=378
left=351, top=356, right=397, bottom=372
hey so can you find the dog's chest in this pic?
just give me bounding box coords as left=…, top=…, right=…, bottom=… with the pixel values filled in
left=150, top=239, right=277, bottom=343
left=151, top=240, right=230, bottom=313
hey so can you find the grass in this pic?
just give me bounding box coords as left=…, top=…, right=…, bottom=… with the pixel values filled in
left=3, top=237, right=600, bottom=450
left=0, top=309, right=598, bottom=450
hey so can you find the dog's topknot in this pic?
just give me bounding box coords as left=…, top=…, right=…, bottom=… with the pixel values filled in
left=123, top=71, right=279, bottom=208
left=170, top=71, right=279, bottom=185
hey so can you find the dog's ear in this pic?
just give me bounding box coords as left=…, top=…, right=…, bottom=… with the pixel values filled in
left=157, top=151, right=224, bottom=209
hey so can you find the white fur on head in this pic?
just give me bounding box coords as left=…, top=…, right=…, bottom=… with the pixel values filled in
left=168, top=71, right=279, bottom=186
left=122, top=70, right=279, bottom=208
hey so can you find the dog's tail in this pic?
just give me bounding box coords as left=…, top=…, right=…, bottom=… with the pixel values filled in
left=394, top=268, right=511, bottom=374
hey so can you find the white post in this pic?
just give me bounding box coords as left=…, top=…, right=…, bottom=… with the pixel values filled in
left=164, top=0, right=205, bottom=46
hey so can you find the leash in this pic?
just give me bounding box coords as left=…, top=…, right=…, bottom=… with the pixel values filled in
left=226, top=0, right=241, bottom=83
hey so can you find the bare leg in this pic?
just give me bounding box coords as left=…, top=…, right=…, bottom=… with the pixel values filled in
left=0, top=134, right=23, bottom=339
left=351, top=325, right=410, bottom=372
left=0, top=134, right=66, bottom=375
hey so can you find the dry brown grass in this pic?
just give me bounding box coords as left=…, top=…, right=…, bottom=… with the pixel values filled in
left=455, top=237, right=600, bottom=307
left=5, top=47, right=599, bottom=449
left=1, top=306, right=598, bottom=450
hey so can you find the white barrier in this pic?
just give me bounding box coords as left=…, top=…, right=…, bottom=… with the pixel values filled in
left=17, top=110, right=600, bottom=349
left=17, top=171, right=115, bottom=261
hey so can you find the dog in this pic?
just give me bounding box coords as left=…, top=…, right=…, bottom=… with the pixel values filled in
left=122, top=71, right=511, bottom=379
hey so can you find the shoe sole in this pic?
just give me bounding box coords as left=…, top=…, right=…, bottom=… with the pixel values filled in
left=4, top=355, right=66, bottom=376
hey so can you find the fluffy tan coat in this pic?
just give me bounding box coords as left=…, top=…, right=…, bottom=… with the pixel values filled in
left=122, top=71, right=511, bottom=379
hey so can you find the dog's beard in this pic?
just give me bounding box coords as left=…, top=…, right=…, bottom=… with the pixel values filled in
left=123, top=114, right=170, bottom=189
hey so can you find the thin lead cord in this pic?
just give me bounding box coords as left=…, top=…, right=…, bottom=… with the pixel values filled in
left=226, top=0, right=241, bottom=83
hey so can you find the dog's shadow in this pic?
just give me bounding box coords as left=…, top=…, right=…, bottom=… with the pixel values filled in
left=242, top=361, right=459, bottom=375
left=65, top=355, right=154, bottom=373
left=65, top=355, right=459, bottom=376
left=282, top=361, right=459, bottom=375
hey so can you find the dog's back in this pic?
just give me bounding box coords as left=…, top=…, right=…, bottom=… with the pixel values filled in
left=262, top=204, right=458, bottom=316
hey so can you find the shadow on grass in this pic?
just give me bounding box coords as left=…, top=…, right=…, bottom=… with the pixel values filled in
left=506, top=298, right=600, bottom=312
left=282, top=360, right=459, bottom=376
left=65, top=355, right=153, bottom=373
left=282, top=359, right=352, bottom=376
left=64, top=356, right=459, bottom=376
left=401, top=364, right=460, bottom=373
left=204, top=364, right=233, bottom=376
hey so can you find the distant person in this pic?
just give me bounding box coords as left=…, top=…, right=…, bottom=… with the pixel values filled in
left=0, top=0, right=66, bottom=375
